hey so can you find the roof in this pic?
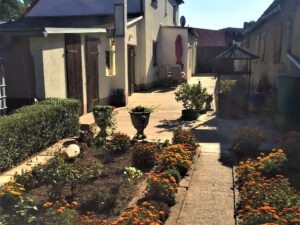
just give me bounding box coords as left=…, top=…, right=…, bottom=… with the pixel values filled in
left=0, top=16, right=142, bottom=34
left=25, top=0, right=143, bottom=17
left=215, top=45, right=258, bottom=60
left=194, top=28, right=226, bottom=47
left=0, top=16, right=113, bottom=32
left=243, top=0, right=282, bottom=35
left=160, top=25, right=198, bottom=37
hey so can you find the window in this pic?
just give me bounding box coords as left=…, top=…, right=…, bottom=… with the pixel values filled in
left=106, top=39, right=116, bottom=76
left=105, top=51, right=111, bottom=69
left=260, top=32, right=266, bottom=61
left=273, top=22, right=282, bottom=64
left=188, top=47, right=193, bottom=68
left=255, top=34, right=260, bottom=58
left=244, top=37, right=250, bottom=49
left=151, top=0, right=158, bottom=8
left=286, top=19, right=293, bottom=52
left=153, top=41, right=157, bottom=66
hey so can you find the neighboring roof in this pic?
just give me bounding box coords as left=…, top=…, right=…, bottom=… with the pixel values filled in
left=221, top=27, right=244, bottom=33
left=215, top=45, right=258, bottom=60
left=25, top=0, right=143, bottom=17
left=243, top=0, right=282, bottom=35
left=194, top=28, right=226, bottom=47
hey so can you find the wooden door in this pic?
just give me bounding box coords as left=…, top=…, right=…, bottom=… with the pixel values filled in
left=85, top=36, right=100, bottom=112
left=128, top=46, right=135, bottom=96
left=65, top=34, right=83, bottom=111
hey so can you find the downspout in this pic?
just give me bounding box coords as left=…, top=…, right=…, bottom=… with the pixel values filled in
left=287, top=52, right=300, bottom=70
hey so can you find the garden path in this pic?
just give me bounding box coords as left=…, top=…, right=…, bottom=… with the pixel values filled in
left=166, top=75, right=282, bottom=225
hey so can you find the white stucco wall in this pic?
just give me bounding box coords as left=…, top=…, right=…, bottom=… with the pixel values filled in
left=31, top=33, right=116, bottom=113
left=97, top=33, right=114, bottom=102
left=158, top=27, right=197, bottom=79
left=139, top=0, right=180, bottom=87
left=43, top=34, right=67, bottom=99
left=30, top=35, right=67, bottom=99
left=127, top=24, right=138, bottom=46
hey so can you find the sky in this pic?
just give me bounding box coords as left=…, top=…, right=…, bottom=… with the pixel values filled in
left=180, top=0, right=274, bottom=30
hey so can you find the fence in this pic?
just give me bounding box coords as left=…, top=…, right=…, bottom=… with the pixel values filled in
left=0, top=57, right=7, bottom=115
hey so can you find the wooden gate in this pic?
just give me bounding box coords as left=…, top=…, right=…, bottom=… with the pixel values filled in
left=85, top=36, right=100, bottom=112
left=0, top=57, right=6, bottom=115
left=65, top=34, right=83, bottom=111
left=128, top=46, right=135, bottom=96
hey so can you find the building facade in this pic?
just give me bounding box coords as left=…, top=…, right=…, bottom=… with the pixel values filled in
left=241, top=0, right=300, bottom=89
left=0, top=0, right=197, bottom=114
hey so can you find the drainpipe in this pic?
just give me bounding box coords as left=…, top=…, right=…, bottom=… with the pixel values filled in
left=287, top=52, right=300, bottom=71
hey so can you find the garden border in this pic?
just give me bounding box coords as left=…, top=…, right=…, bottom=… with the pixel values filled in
left=165, top=146, right=201, bottom=225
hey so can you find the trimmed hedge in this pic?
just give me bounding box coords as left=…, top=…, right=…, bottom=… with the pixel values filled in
left=0, top=98, right=81, bottom=172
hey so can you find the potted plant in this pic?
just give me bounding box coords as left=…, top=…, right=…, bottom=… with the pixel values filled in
left=92, top=105, right=116, bottom=138
left=175, top=82, right=208, bottom=121
left=128, top=105, right=154, bottom=140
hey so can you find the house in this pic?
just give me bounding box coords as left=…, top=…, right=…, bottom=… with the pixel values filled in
left=0, top=0, right=197, bottom=114
left=241, top=0, right=300, bottom=88
left=194, top=27, right=243, bottom=73
left=241, top=0, right=300, bottom=129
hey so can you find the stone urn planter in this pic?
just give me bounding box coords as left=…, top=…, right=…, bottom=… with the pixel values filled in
left=128, top=106, right=153, bottom=140
left=92, top=105, right=115, bottom=137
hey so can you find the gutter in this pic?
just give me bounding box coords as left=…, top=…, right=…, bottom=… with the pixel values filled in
left=127, top=16, right=143, bottom=27
left=44, top=27, right=107, bottom=35
left=243, top=5, right=281, bottom=36
left=287, top=52, right=300, bottom=70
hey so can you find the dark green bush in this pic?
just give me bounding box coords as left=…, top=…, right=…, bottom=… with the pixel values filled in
left=131, top=142, right=159, bottom=171
left=0, top=98, right=81, bottom=172
left=165, top=169, right=182, bottom=183
left=80, top=188, right=118, bottom=214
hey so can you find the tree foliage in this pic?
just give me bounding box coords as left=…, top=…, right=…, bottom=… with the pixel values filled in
left=0, top=0, right=33, bottom=21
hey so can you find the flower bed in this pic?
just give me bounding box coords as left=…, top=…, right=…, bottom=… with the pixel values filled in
left=236, top=149, right=300, bottom=225
left=0, top=125, right=199, bottom=224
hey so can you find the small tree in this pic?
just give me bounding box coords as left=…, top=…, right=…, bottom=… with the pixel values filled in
left=175, top=82, right=208, bottom=110
left=0, top=0, right=33, bottom=21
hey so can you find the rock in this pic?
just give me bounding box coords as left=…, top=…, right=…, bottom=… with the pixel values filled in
left=64, top=144, right=81, bottom=159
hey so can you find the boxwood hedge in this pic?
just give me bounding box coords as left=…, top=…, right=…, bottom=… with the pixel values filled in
left=0, top=98, right=81, bottom=172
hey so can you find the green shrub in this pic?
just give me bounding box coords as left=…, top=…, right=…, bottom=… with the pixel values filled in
left=80, top=188, right=117, bottom=214
left=131, top=142, right=159, bottom=171
left=0, top=98, right=80, bottom=172
left=172, top=129, right=198, bottom=150
left=165, top=169, right=182, bottom=183
left=108, top=132, right=131, bottom=153
left=231, top=127, right=266, bottom=157
left=43, top=207, right=80, bottom=225
left=277, top=131, right=300, bottom=171
left=146, top=173, right=178, bottom=206
left=19, top=154, right=103, bottom=198
left=175, top=82, right=208, bottom=110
